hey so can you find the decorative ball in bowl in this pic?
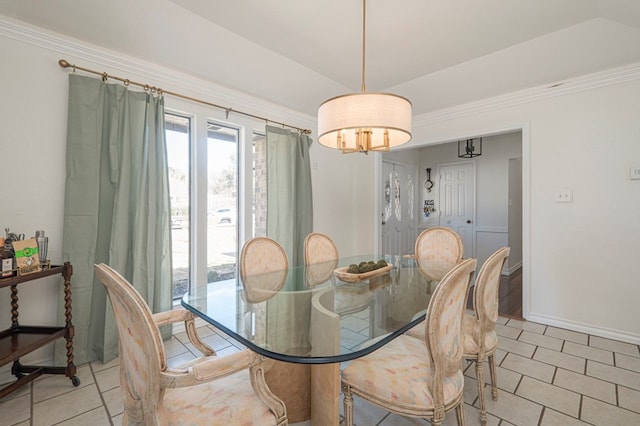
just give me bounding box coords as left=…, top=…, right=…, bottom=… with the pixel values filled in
left=334, top=260, right=393, bottom=283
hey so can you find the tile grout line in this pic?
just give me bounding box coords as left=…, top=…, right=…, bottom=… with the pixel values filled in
left=577, top=393, right=583, bottom=423
left=502, top=364, right=640, bottom=423
left=537, top=406, right=545, bottom=425
left=89, top=362, right=116, bottom=425
left=30, top=381, right=33, bottom=426
left=499, top=357, right=633, bottom=413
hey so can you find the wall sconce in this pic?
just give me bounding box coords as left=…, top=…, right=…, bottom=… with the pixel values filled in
left=458, top=137, right=482, bottom=158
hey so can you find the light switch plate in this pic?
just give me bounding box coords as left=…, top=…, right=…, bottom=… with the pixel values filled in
left=554, top=190, right=573, bottom=203
left=630, top=167, right=640, bottom=180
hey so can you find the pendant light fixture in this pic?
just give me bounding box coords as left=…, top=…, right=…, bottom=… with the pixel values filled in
left=317, top=0, right=412, bottom=154
left=457, top=137, right=483, bottom=158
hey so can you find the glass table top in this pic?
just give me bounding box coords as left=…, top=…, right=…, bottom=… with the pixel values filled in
left=181, top=255, right=434, bottom=364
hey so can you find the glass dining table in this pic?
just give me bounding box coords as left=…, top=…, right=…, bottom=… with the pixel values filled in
left=182, top=255, right=434, bottom=425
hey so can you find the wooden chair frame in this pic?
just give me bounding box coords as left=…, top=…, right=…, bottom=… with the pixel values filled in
left=94, top=263, right=287, bottom=425
left=464, top=247, right=510, bottom=425
left=341, top=258, right=477, bottom=426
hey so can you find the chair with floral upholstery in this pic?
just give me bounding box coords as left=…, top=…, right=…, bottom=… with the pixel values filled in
left=341, top=258, right=477, bottom=426
left=303, top=232, right=339, bottom=286
left=461, top=247, right=510, bottom=425
left=405, top=247, right=510, bottom=424
left=239, top=238, right=314, bottom=422
left=414, top=226, right=464, bottom=283
left=94, top=263, right=288, bottom=426
left=240, top=237, right=289, bottom=303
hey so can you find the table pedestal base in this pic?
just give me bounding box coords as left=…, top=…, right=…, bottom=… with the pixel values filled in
left=265, top=360, right=311, bottom=423
left=311, top=363, right=340, bottom=425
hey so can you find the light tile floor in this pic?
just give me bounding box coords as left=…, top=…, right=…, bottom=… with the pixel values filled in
left=1, top=316, right=639, bottom=425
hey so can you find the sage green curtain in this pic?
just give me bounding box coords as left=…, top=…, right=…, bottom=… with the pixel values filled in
left=266, top=125, right=313, bottom=269
left=265, top=126, right=313, bottom=352
left=57, top=74, right=172, bottom=364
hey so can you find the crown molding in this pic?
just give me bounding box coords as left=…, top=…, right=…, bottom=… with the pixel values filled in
left=0, top=15, right=316, bottom=130
left=413, top=62, right=640, bottom=128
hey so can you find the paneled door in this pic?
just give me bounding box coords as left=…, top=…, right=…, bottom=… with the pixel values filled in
left=438, top=162, right=475, bottom=258
left=381, top=161, right=418, bottom=256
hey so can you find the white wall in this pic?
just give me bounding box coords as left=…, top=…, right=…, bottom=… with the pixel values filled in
left=508, top=157, right=523, bottom=273
left=404, top=70, right=640, bottom=343
left=309, top=144, right=375, bottom=257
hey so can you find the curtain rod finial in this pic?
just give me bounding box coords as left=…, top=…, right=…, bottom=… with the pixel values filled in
left=58, top=59, right=71, bottom=68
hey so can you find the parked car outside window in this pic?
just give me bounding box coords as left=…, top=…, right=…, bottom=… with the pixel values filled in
left=212, top=208, right=235, bottom=224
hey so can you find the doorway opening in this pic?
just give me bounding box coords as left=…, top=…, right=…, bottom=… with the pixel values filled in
left=381, top=130, right=524, bottom=319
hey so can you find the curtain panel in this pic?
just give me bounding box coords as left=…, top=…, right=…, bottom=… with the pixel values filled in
left=265, top=126, right=313, bottom=268
left=57, top=74, right=172, bottom=364
left=264, top=126, right=313, bottom=354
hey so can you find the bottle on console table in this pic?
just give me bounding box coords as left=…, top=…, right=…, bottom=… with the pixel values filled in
left=0, top=237, right=16, bottom=278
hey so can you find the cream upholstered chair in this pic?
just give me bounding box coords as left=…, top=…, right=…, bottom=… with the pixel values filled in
left=304, top=232, right=338, bottom=264
left=303, top=232, right=339, bottom=286
left=341, top=258, right=477, bottom=426
left=238, top=237, right=289, bottom=354
left=462, top=247, right=510, bottom=425
left=414, top=226, right=464, bottom=282
left=240, top=237, right=318, bottom=423
left=94, top=263, right=288, bottom=426
left=240, top=237, right=289, bottom=303
left=406, top=247, right=510, bottom=425
left=408, top=227, right=462, bottom=328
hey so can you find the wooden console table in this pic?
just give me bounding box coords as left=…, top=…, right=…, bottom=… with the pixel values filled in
left=0, top=262, right=79, bottom=399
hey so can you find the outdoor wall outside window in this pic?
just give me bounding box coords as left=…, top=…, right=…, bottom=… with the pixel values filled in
left=164, top=113, right=191, bottom=299
left=206, top=123, right=239, bottom=284
left=252, top=132, right=267, bottom=238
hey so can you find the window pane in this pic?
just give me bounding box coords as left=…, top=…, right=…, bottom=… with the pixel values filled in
left=165, top=113, right=191, bottom=299
left=207, top=123, right=238, bottom=284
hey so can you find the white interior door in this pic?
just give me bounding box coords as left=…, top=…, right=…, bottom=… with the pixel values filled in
left=438, top=162, right=475, bottom=258
left=381, top=161, right=417, bottom=256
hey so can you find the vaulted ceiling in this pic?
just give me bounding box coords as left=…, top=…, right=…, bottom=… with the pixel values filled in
left=2, top=0, right=640, bottom=117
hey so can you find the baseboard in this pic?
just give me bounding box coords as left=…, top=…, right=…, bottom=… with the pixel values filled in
left=502, top=261, right=522, bottom=276
left=527, top=312, right=640, bottom=345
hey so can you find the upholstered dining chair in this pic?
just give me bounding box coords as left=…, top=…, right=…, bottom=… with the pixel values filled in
left=94, top=263, right=288, bottom=426
left=406, top=247, right=510, bottom=425
left=341, top=257, right=477, bottom=426
left=414, top=226, right=464, bottom=283
left=303, top=232, right=339, bottom=286
left=461, top=246, right=510, bottom=424
left=240, top=237, right=289, bottom=303
left=239, top=237, right=314, bottom=422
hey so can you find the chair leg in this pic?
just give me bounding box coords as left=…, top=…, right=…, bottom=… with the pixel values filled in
left=455, top=401, right=466, bottom=426
left=488, top=353, right=498, bottom=401
left=475, top=359, right=487, bottom=425
left=343, top=385, right=354, bottom=426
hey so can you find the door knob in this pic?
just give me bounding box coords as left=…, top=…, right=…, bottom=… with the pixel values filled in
left=466, top=219, right=472, bottom=224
